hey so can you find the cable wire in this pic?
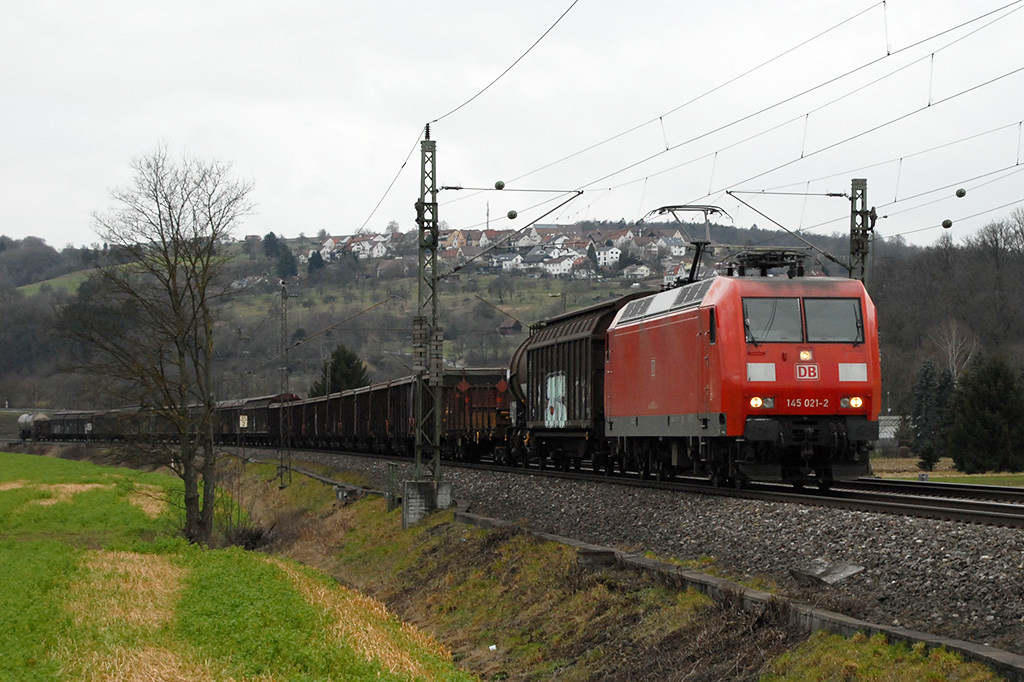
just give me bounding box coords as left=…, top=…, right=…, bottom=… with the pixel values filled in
left=431, top=0, right=581, bottom=124
left=356, top=1, right=580, bottom=233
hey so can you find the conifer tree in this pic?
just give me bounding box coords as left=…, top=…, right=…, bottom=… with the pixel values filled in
left=946, top=355, right=1024, bottom=473
left=309, top=344, right=370, bottom=397
left=911, top=359, right=937, bottom=451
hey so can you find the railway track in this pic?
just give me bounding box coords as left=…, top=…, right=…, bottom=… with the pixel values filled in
left=841, top=476, right=1024, bottom=503
left=274, top=447, right=1024, bottom=529
left=486, top=465, right=1024, bottom=529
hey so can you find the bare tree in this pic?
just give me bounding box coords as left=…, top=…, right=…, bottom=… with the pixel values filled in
left=928, top=318, right=979, bottom=382
left=62, top=146, right=253, bottom=545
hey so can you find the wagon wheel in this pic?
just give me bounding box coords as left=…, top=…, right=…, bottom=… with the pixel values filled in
left=817, top=465, right=834, bottom=491
left=638, top=452, right=653, bottom=481
left=655, top=457, right=673, bottom=482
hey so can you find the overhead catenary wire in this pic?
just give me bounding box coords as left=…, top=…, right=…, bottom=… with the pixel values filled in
left=354, top=1, right=1024, bottom=245
left=507, top=0, right=1023, bottom=194
left=356, top=1, right=579, bottom=234
left=431, top=1, right=581, bottom=125
left=504, top=1, right=888, bottom=184
left=572, top=2, right=1024, bottom=199
left=495, top=1, right=1024, bottom=241
left=729, top=163, right=1024, bottom=249
left=439, top=2, right=897, bottom=213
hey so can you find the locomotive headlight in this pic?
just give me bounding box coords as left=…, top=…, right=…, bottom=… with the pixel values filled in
left=750, top=396, right=762, bottom=408
left=749, top=397, right=775, bottom=409
left=799, top=349, right=813, bottom=361
left=840, top=396, right=864, bottom=409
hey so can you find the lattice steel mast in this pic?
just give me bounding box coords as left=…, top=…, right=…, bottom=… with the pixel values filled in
left=849, top=178, right=876, bottom=283
left=413, top=125, right=442, bottom=480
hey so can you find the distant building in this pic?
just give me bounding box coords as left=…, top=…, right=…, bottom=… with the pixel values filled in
left=663, top=263, right=687, bottom=286
left=542, top=255, right=576, bottom=277
left=622, top=264, right=652, bottom=279
left=498, top=318, right=523, bottom=336
left=492, top=253, right=523, bottom=271
left=662, top=237, right=688, bottom=257
left=596, top=246, right=621, bottom=268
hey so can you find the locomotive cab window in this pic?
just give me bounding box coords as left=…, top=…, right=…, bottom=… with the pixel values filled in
left=743, top=298, right=802, bottom=343
left=804, top=298, right=864, bottom=343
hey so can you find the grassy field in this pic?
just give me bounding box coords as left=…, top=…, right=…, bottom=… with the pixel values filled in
left=870, top=456, right=1024, bottom=486
left=17, top=269, right=94, bottom=296
left=0, top=450, right=473, bottom=682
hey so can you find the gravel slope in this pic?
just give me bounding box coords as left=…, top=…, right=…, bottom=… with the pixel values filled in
left=301, top=453, right=1024, bottom=655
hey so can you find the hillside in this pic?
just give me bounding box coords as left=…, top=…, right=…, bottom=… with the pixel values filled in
left=5, top=212, right=1024, bottom=421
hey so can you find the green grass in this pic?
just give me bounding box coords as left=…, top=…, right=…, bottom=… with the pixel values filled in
left=17, top=269, right=93, bottom=296
left=175, top=547, right=409, bottom=680
left=761, top=631, right=1000, bottom=681
left=0, top=449, right=1010, bottom=681
left=0, top=539, right=81, bottom=680
left=0, top=451, right=180, bottom=544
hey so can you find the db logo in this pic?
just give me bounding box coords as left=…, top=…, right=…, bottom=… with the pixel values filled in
left=796, top=364, right=820, bottom=380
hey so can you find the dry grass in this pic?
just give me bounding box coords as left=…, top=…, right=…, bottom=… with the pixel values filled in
left=128, top=483, right=167, bottom=519
left=68, top=550, right=184, bottom=629
left=870, top=456, right=958, bottom=476
left=267, top=556, right=451, bottom=679
left=57, top=552, right=254, bottom=682
left=0, top=479, right=29, bottom=491
left=2, top=476, right=166, bottom=517
left=29, top=483, right=115, bottom=506
left=68, top=646, right=225, bottom=682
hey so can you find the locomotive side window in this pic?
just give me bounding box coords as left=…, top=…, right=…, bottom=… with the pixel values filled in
left=742, top=298, right=802, bottom=343
left=804, top=298, right=864, bottom=343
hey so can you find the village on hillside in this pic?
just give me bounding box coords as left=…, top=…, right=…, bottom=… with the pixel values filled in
left=250, top=222, right=699, bottom=287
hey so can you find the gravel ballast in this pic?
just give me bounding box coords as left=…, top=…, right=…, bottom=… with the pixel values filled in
left=299, top=453, right=1024, bottom=656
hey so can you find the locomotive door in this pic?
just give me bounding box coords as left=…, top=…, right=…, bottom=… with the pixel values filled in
left=699, top=307, right=716, bottom=418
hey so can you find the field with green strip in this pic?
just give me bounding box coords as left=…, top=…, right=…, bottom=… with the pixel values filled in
left=0, top=450, right=472, bottom=681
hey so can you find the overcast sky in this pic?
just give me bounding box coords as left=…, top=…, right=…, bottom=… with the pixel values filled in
left=3, top=1, right=1023, bottom=250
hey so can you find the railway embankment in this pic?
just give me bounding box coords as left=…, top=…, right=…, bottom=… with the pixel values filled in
left=288, top=452, right=1024, bottom=668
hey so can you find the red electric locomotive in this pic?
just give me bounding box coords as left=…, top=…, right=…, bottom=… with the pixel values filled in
left=603, top=273, right=880, bottom=487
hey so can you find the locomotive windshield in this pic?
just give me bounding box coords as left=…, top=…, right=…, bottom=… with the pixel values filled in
left=743, top=297, right=864, bottom=343
left=743, top=298, right=802, bottom=342
left=804, top=298, right=864, bottom=343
